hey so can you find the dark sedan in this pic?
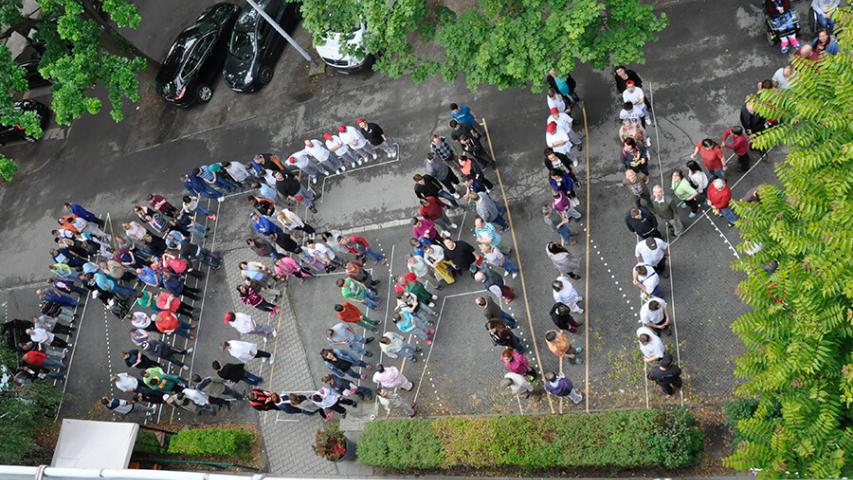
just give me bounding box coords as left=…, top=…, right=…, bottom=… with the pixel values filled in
left=0, top=100, right=50, bottom=146
left=156, top=3, right=240, bottom=107
left=223, top=0, right=300, bottom=92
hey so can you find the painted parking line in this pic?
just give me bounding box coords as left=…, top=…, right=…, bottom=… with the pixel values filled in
left=482, top=117, right=555, bottom=415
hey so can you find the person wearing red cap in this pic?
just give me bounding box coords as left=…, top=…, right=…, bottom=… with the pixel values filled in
left=622, top=80, right=650, bottom=127
left=545, top=122, right=575, bottom=166
left=338, top=123, right=376, bottom=160
left=323, top=132, right=362, bottom=168
left=304, top=138, right=344, bottom=175
left=547, top=107, right=582, bottom=149
left=287, top=149, right=329, bottom=184
left=357, top=118, right=397, bottom=159
left=224, top=311, right=276, bottom=338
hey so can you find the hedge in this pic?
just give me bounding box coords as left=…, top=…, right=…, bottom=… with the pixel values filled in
left=166, top=427, right=255, bottom=458
left=357, top=408, right=702, bottom=471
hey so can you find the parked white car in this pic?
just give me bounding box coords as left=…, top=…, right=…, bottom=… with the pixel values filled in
left=314, top=24, right=373, bottom=73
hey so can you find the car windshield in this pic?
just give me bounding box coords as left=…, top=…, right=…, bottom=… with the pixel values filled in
left=229, top=30, right=255, bottom=60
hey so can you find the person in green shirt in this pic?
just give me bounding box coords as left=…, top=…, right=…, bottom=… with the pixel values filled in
left=337, top=277, right=380, bottom=310
left=671, top=169, right=701, bottom=218
left=142, top=366, right=184, bottom=393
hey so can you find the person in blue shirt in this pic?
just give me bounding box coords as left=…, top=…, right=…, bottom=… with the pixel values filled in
left=91, top=272, right=139, bottom=299
left=181, top=173, right=222, bottom=201
left=449, top=103, right=484, bottom=136
left=64, top=202, right=105, bottom=228
left=135, top=266, right=162, bottom=288
left=250, top=213, right=283, bottom=237
left=36, top=288, right=79, bottom=308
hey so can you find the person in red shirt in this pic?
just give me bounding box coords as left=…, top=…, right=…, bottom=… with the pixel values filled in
left=156, top=290, right=195, bottom=319
left=418, top=196, right=457, bottom=233
left=338, top=235, right=386, bottom=264
left=334, top=302, right=379, bottom=331
left=154, top=311, right=195, bottom=340
left=22, top=349, right=66, bottom=379
left=722, top=127, right=750, bottom=172
left=706, top=178, right=737, bottom=227
left=691, top=138, right=725, bottom=179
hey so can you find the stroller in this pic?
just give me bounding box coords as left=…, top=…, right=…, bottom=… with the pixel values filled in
left=764, top=4, right=801, bottom=50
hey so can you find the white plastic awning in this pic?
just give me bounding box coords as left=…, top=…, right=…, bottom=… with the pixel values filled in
left=51, top=419, right=139, bottom=470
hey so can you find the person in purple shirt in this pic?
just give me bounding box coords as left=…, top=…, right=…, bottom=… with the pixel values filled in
left=64, top=202, right=105, bottom=228
left=543, top=371, right=583, bottom=404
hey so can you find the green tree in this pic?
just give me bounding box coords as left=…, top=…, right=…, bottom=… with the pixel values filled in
left=295, top=0, right=666, bottom=90
left=0, top=342, right=65, bottom=464
left=0, top=0, right=146, bottom=181
left=724, top=10, right=853, bottom=479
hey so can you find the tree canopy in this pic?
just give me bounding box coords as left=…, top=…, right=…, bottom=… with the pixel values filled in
left=724, top=10, right=853, bottom=478
left=296, top=0, right=667, bottom=90
left=0, top=0, right=146, bottom=180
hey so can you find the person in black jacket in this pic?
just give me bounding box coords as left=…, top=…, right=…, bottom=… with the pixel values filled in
left=550, top=302, right=582, bottom=333
left=357, top=118, right=397, bottom=158
left=625, top=207, right=662, bottom=239
left=413, top=174, right=460, bottom=209
left=213, top=360, right=263, bottom=386
left=646, top=352, right=682, bottom=395
left=739, top=102, right=769, bottom=136
left=613, top=65, right=643, bottom=94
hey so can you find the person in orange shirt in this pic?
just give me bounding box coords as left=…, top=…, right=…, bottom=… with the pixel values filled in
left=456, top=154, right=493, bottom=190
left=545, top=329, right=583, bottom=364
left=154, top=311, right=195, bottom=340
left=334, top=302, right=379, bottom=331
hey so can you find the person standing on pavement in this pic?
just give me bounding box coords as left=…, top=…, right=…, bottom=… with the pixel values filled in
left=324, top=132, right=362, bottom=168
left=632, top=263, right=662, bottom=300
left=237, top=284, right=280, bottom=317
left=671, top=169, right=701, bottom=218
left=335, top=302, right=380, bottom=331
left=304, top=138, right=345, bottom=175
left=637, top=326, right=665, bottom=364
left=474, top=267, right=516, bottom=304
left=377, top=387, right=416, bottom=417
left=414, top=173, right=461, bottom=209
left=623, top=169, right=651, bottom=208
left=322, top=348, right=372, bottom=380
left=552, top=276, right=583, bottom=314
left=273, top=171, right=318, bottom=214
left=449, top=102, right=483, bottom=136
left=338, top=235, right=386, bottom=264
left=546, top=122, right=576, bottom=166
left=543, top=371, right=583, bottom=404
left=123, top=349, right=161, bottom=370
left=722, top=126, right=750, bottom=172
left=140, top=338, right=191, bottom=369
left=469, top=191, right=508, bottom=230
left=357, top=118, right=397, bottom=158
left=372, top=364, right=413, bottom=391
left=621, top=137, right=649, bottom=176
left=323, top=373, right=374, bottom=401
left=64, top=202, right=105, bottom=228
left=501, top=371, right=533, bottom=398
left=224, top=311, right=276, bottom=339
left=419, top=195, right=457, bottom=234
left=635, top=236, right=670, bottom=278
left=27, top=327, right=71, bottom=349
left=326, top=322, right=375, bottom=356
left=649, top=185, right=684, bottom=237
left=378, top=331, right=420, bottom=362
left=542, top=204, right=575, bottom=246
left=550, top=302, right=582, bottom=333
left=639, top=296, right=671, bottom=336
left=213, top=360, right=263, bottom=386
left=425, top=152, right=460, bottom=197
left=500, top=347, right=538, bottom=380
left=613, top=65, right=643, bottom=93
left=691, top=138, right=726, bottom=179
left=429, top=135, right=456, bottom=167
left=338, top=123, right=376, bottom=161
left=625, top=207, right=661, bottom=239
left=706, top=178, right=737, bottom=227
left=311, top=386, right=357, bottom=419
left=647, top=352, right=683, bottom=395
left=545, top=329, right=583, bottom=364
left=486, top=319, right=523, bottom=353
left=222, top=340, right=274, bottom=365
left=459, top=133, right=494, bottom=169
left=337, top=277, right=380, bottom=310
left=546, top=242, right=581, bottom=280
left=287, top=151, right=329, bottom=185
left=546, top=88, right=566, bottom=113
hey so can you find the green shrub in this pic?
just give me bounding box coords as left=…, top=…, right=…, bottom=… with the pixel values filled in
left=722, top=399, right=759, bottom=450
left=133, top=430, right=166, bottom=455
left=166, top=427, right=254, bottom=458
left=357, top=408, right=703, bottom=471
left=0, top=156, right=17, bottom=182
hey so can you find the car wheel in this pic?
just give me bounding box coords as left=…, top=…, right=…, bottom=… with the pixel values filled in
left=259, top=66, right=274, bottom=85
left=197, top=84, right=213, bottom=103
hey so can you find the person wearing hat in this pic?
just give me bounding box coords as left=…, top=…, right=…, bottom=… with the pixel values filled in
left=622, top=80, right=647, bottom=117
left=357, top=117, right=397, bottom=159
left=545, top=122, right=575, bottom=167
left=646, top=352, right=682, bottom=395
left=286, top=150, right=330, bottom=184
left=546, top=107, right=582, bottom=148
left=324, top=131, right=362, bottom=168
left=338, top=122, right=376, bottom=160
left=224, top=311, right=276, bottom=339
left=304, top=138, right=345, bottom=175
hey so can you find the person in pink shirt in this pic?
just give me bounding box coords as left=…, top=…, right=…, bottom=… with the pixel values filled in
left=274, top=255, right=313, bottom=285
left=500, top=348, right=538, bottom=380
left=371, top=364, right=413, bottom=391
left=411, top=217, right=439, bottom=242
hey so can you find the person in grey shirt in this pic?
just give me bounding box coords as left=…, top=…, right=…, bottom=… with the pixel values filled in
left=425, top=152, right=459, bottom=195
left=469, top=191, right=508, bottom=230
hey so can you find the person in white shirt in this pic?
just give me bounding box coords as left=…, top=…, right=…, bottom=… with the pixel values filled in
left=632, top=263, right=661, bottom=300
left=224, top=311, right=275, bottom=338
left=27, top=327, right=70, bottom=349
left=636, top=326, right=665, bottom=363
left=621, top=80, right=646, bottom=107
left=634, top=237, right=669, bottom=277
left=619, top=101, right=647, bottom=125
left=304, top=139, right=344, bottom=175
left=771, top=64, right=794, bottom=89
left=323, top=132, right=362, bottom=168
left=337, top=123, right=376, bottom=160
left=546, top=108, right=582, bottom=146
left=551, top=275, right=583, bottom=314
left=310, top=386, right=356, bottom=418
left=639, top=297, right=671, bottom=336
left=372, top=364, right=413, bottom=390
left=177, top=388, right=229, bottom=414
left=222, top=340, right=274, bottom=364
left=378, top=331, right=420, bottom=361
left=304, top=240, right=342, bottom=271
left=545, top=122, right=573, bottom=158
left=501, top=372, right=533, bottom=398
left=377, top=387, right=415, bottom=416
left=286, top=150, right=330, bottom=184
left=112, top=372, right=139, bottom=392
left=221, top=161, right=252, bottom=186
left=546, top=88, right=566, bottom=113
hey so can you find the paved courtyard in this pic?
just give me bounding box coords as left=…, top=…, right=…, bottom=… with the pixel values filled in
left=0, top=0, right=795, bottom=475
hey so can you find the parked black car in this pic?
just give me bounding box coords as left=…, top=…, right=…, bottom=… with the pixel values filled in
left=17, top=45, right=51, bottom=90
left=0, top=99, right=50, bottom=145
left=156, top=3, right=240, bottom=107
left=223, top=0, right=300, bottom=92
